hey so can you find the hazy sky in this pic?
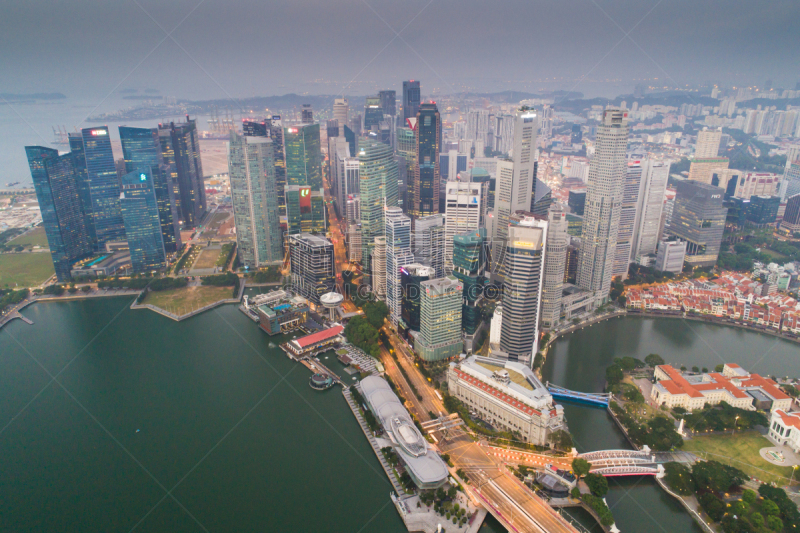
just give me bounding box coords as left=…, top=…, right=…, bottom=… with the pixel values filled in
left=1, top=0, right=799, bottom=100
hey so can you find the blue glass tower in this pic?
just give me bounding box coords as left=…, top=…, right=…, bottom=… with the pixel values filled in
left=119, top=126, right=181, bottom=253
left=67, top=132, right=97, bottom=248
left=26, top=146, right=92, bottom=281
left=80, top=126, right=125, bottom=248
left=120, top=168, right=167, bottom=272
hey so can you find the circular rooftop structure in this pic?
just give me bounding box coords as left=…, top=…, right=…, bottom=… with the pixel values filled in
left=320, top=292, right=344, bottom=309
left=309, top=373, right=334, bottom=390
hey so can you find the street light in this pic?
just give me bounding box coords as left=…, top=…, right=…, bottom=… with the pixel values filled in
left=732, top=415, right=740, bottom=436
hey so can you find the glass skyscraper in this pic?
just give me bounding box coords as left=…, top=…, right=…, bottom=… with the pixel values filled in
left=119, top=126, right=181, bottom=253
left=358, top=142, right=399, bottom=265
left=120, top=168, right=167, bottom=272
left=81, top=126, right=125, bottom=247
left=452, top=228, right=486, bottom=338
left=284, top=123, right=322, bottom=190
left=410, top=102, right=441, bottom=220
left=364, top=96, right=384, bottom=132
left=285, top=185, right=326, bottom=236
left=67, top=132, right=96, bottom=248
left=402, top=80, right=421, bottom=122
left=26, top=146, right=92, bottom=281
left=158, top=117, right=206, bottom=228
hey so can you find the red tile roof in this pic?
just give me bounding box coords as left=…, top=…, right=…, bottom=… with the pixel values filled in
left=294, top=325, right=344, bottom=348
left=775, top=410, right=800, bottom=430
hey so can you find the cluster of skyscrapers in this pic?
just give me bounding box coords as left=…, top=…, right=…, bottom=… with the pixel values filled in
left=26, top=119, right=206, bottom=279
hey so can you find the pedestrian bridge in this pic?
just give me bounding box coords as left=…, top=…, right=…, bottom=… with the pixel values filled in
left=546, top=383, right=611, bottom=407
left=575, top=448, right=693, bottom=477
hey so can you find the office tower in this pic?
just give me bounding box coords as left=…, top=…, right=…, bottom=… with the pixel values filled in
left=612, top=161, right=643, bottom=280
left=286, top=186, right=326, bottom=236
left=289, top=233, right=335, bottom=304
left=412, top=214, right=445, bottom=278
left=119, top=126, right=181, bottom=254
left=371, top=236, right=387, bottom=300
left=333, top=99, right=349, bottom=132
left=782, top=161, right=800, bottom=202
left=568, top=189, right=587, bottom=215
left=492, top=107, right=539, bottom=258
left=781, top=194, right=800, bottom=234
left=379, top=90, right=396, bottom=117
left=243, top=120, right=269, bottom=137
left=326, top=119, right=339, bottom=139
left=410, top=102, right=441, bottom=220
left=301, top=104, right=313, bottom=124
left=688, top=157, right=729, bottom=185
left=114, top=158, right=126, bottom=180
left=364, top=96, right=383, bottom=132
left=157, top=118, right=206, bottom=228
left=629, top=160, right=669, bottom=264
left=498, top=215, right=548, bottom=366
left=492, top=114, right=514, bottom=155
left=655, top=238, right=687, bottom=273
left=577, top=108, right=629, bottom=299
left=402, top=80, right=421, bottom=122
left=541, top=205, right=567, bottom=330
left=695, top=128, right=722, bottom=158
left=444, top=181, right=481, bottom=269
left=379, top=115, right=396, bottom=151
left=80, top=126, right=125, bottom=247
left=385, top=207, right=413, bottom=325
left=359, top=142, right=399, bottom=265
left=119, top=168, right=166, bottom=272
left=571, top=124, right=583, bottom=145
left=228, top=131, right=283, bottom=268
left=452, top=228, right=487, bottom=349
left=67, top=132, right=96, bottom=247
left=415, top=276, right=463, bottom=361
left=346, top=194, right=361, bottom=227
left=531, top=178, right=552, bottom=217
left=666, top=180, right=727, bottom=267
left=283, top=123, right=322, bottom=190
left=466, top=109, right=491, bottom=145
left=564, top=243, right=579, bottom=284
left=401, top=263, right=435, bottom=332
left=349, top=114, right=362, bottom=138
left=348, top=223, right=362, bottom=262
left=337, top=156, right=360, bottom=216
left=25, top=146, right=92, bottom=280
left=265, top=118, right=287, bottom=221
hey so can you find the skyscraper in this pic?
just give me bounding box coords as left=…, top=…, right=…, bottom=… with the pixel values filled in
left=284, top=123, right=322, bottom=190
left=444, top=181, right=481, bottom=269
left=371, top=236, right=387, bottom=300
left=119, top=126, right=181, bottom=253
left=612, top=161, right=643, bottom=280
left=285, top=186, right=326, bottom=236
left=666, top=180, right=727, bottom=267
left=452, top=228, right=487, bottom=350
left=540, top=205, right=567, bottom=330
left=80, top=126, right=125, bottom=247
left=402, top=80, right=421, bottom=122
left=379, top=90, right=396, bottom=117
left=412, top=214, right=445, bottom=278
left=157, top=117, right=206, bottom=228
left=269, top=118, right=287, bottom=221
left=228, top=131, right=283, bottom=268
left=410, top=102, right=441, bottom=221
left=67, top=132, right=96, bottom=248
left=301, top=104, right=313, bottom=124
left=289, top=233, right=335, bottom=304
left=119, top=168, right=166, bottom=272
left=577, top=108, right=629, bottom=299
left=400, top=263, right=435, bottom=332
left=364, top=96, right=383, bottom=132
left=358, top=142, right=399, bottom=265
left=498, top=215, right=548, bottom=366
left=631, top=160, right=670, bottom=263
left=492, top=107, right=539, bottom=263
left=695, top=128, right=722, bottom=159
left=385, top=207, right=413, bottom=325
left=333, top=99, right=349, bottom=132
left=415, top=276, right=463, bottom=361
left=25, top=146, right=92, bottom=280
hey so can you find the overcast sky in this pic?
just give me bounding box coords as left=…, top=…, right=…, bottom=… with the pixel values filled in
left=1, top=0, right=799, bottom=100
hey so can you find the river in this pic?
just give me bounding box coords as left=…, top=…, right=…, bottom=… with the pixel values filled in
left=541, top=314, right=800, bottom=533
left=3, top=302, right=797, bottom=532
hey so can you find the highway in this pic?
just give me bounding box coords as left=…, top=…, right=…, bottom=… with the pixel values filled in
left=322, top=167, right=358, bottom=312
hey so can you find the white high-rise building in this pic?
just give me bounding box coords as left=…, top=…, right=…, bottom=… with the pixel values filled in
left=348, top=223, right=362, bottom=262
left=413, top=214, right=445, bottom=278
left=372, top=236, right=387, bottom=301
left=632, top=160, right=670, bottom=262
left=444, top=182, right=482, bottom=269
left=577, top=108, right=629, bottom=300
left=346, top=195, right=361, bottom=227
left=466, top=109, right=491, bottom=144
left=492, top=114, right=515, bottom=155
left=492, top=107, right=539, bottom=262
left=695, top=128, right=722, bottom=159
left=385, top=207, right=413, bottom=325
left=540, top=204, right=567, bottom=330
left=612, top=161, right=643, bottom=280
left=333, top=99, right=349, bottom=134
left=496, top=214, right=548, bottom=366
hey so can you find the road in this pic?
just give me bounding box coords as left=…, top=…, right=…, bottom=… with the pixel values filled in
left=322, top=170, right=358, bottom=312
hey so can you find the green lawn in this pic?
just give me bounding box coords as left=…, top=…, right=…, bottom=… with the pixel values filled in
left=8, top=226, right=49, bottom=248
left=0, top=252, right=55, bottom=287
left=141, top=285, right=234, bottom=315
left=682, top=431, right=796, bottom=486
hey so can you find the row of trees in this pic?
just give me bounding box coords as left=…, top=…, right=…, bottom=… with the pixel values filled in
left=570, top=458, right=614, bottom=526
left=609, top=401, right=683, bottom=451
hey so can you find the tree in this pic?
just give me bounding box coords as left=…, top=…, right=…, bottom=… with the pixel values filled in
left=533, top=352, right=544, bottom=370
left=584, top=473, right=608, bottom=497
left=692, top=460, right=747, bottom=494
left=760, top=499, right=780, bottom=517
left=663, top=463, right=693, bottom=495
left=363, top=300, right=389, bottom=329
left=645, top=353, right=665, bottom=367
left=605, top=364, right=624, bottom=386
left=80, top=285, right=91, bottom=293
left=715, top=364, right=724, bottom=372
left=549, top=429, right=573, bottom=451
left=741, top=489, right=757, bottom=505
left=766, top=515, right=783, bottom=531
left=698, top=492, right=726, bottom=522
left=572, top=458, right=591, bottom=479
